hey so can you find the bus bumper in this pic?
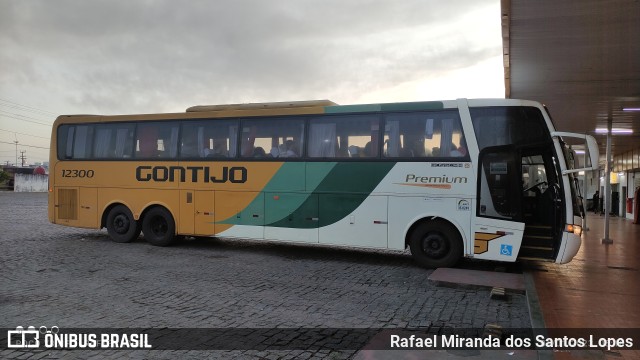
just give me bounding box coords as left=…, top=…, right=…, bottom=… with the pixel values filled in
left=556, top=231, right=581, bottom=264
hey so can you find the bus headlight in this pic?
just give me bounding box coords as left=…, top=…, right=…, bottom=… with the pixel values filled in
left=565, top=224, right=582, bottom=236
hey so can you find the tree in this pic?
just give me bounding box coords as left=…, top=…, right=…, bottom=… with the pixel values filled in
left=0, top=170, right=9, bottom=184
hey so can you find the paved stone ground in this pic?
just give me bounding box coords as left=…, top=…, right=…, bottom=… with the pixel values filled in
left=0, top=192, right=530, bottom=359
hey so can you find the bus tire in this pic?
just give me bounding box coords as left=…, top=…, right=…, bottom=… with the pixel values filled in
left=142, top=207, right=176, bottom=246
left=409, top=221, right=462, bottom=268
left=106, top=205, right=141, bottom=243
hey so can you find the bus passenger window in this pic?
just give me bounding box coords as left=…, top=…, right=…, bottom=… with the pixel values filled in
left=308, top=122, right=337, bottom=157
left=241, top=118, right=304, bottom=159
left=93, top=123, right=135, bottom=159
left=180, top=133, right=200, bottom=157
left=73, top=125, right=93, bottom=159
left=383, top=111, right=466, bottom=160
left=308, top=115, right=378, bottom=159
left=180, top=120, right=238, bottom=159
left=135, top=122, right=179, bottom=159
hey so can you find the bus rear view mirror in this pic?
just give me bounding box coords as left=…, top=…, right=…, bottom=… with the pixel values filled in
left=551, top=132, right=600, bottom=174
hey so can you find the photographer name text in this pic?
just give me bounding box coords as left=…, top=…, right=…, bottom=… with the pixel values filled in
left=390, top=334, right=634, bottom=351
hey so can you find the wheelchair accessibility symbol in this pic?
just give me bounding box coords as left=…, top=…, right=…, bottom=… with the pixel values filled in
left=500, top=244, right=513, bottom=256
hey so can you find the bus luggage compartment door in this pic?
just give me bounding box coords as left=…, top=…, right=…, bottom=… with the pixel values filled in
left=55, top=187, right=98, bottom=228
left=264, top=192, right=319, bottom=243
left=319, top=194, right=387, bottom=248
left=214, top=191, right=264, bottom=239
left=194, top=190, right=215, bottom=236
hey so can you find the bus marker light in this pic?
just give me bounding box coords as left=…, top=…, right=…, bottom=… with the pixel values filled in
left=565, top=224, right=582, bottom=236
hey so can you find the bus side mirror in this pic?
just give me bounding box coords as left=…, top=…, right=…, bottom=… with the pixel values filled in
left=551, top=132, right=600, bottom=174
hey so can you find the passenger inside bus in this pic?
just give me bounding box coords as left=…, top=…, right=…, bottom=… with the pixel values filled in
left=253, top=147, right=266, bottom=158
left=348, top=145, right=360, bottom=157
left=138, top=128, right=159, bottom=158
left=450, top=136, right=468, bottom=156
left=284, top=140, right=298, bottom=157
left=410, top=138, right=427, bottom=157
left=180, top=135, right=199, bottom=157
left=205, top=140, right=228, bottom=157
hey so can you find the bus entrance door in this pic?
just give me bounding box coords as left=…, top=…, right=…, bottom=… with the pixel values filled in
left=474, top=147, right=525, bottom=262
left=518, top=150, right=560, bottom=260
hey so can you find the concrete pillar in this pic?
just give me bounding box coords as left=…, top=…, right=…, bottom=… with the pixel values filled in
left=583, top=149, right=589, bottom=231
left=602, top=119, right=613, bottom=244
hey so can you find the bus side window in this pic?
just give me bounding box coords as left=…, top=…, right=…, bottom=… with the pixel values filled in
left=241, top=118, right=305, bottom=159
left=180, top=127, right=201, bottom=158
left=181, top=120, right=238, bottom=159
left=73, top=125, right=93, bottom=159
left=308, top=115, right=378, bottom=159
left=383, top=111, right=466, bottom=160
left=160, top=124, right=179, bottom=158
left=57, top=125, right=75, bottom=159
left=308, top=122, right=337, bottom=157
left=135, top=122, right=179, bottom=159
left=93, top=124, right=135, bottom=159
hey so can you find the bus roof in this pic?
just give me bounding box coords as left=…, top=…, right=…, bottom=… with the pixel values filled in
left=53, top=98, right=544, bottom=127
left=186, top=99, right=338, bottom=112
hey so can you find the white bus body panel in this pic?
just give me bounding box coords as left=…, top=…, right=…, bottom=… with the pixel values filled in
left=472, top=217, right=525, bottom=262
left=556, top=232, right=581, bottom=264
left=319, top=195, right=388, bottom=249
left=387, top=196, right=473, bottom=253
left=217, top=224, right=264, bottom=240
left=375, top=162, right=476, bottom=253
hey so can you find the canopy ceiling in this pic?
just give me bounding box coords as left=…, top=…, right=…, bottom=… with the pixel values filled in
left=501, top=0, right=640, bottom=158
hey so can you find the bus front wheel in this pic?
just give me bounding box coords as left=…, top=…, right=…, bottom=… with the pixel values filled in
left=142, top=207, right=176, bottom=246
left=106, top=205, right=141, bottom=243
left=409, top=221, right=462, bottom=268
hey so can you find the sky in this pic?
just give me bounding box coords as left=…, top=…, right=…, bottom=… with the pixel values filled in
left=0, top=0, right=504, bottom=165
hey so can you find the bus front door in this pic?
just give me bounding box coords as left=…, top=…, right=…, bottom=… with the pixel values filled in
left=474, top=147, right=525, bottom=262
left=518, top=149, right=561, bottom=260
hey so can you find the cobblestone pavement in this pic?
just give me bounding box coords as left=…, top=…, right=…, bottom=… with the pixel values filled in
left=0, top=192, right=530, bottom=359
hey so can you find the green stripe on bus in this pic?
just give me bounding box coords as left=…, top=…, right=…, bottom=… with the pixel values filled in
left=217, top=162, right=338, bottom=225
left=380, top=101, right=444, bottom=111
left=324, top=104, right=382, bottom=113
left=267, top=162, right=395, bottom=228
left=324, top=101, right=443, bottom=114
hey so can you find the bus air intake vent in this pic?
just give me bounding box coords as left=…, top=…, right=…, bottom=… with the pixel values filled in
left=58, top=188, right=78, bottom=220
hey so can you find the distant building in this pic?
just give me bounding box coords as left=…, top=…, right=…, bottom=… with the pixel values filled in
left=0, top=165, right=49, bottom=190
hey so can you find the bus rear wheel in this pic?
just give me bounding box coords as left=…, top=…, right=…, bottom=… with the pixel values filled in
left=106, top=205, right=141, bottom=243
left=409, top=221, right=462, bottom=268
left=142, top=207, right=176, bottom=247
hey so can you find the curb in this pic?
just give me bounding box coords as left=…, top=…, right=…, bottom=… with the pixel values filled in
left=523, top=269, right=553, bottom=360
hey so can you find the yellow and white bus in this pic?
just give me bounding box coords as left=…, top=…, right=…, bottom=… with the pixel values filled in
left=48, top=99, right=598, bottom=268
